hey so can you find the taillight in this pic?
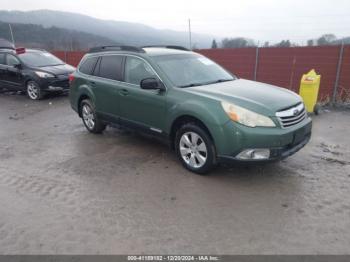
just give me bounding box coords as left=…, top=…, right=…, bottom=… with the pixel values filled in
left=68, top=74, right=75, bottom=85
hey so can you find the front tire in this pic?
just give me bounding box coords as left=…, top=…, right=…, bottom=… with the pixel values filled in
left=26, top=80, right=44, bottom=100
left=80, top=99, right=106, bottom=134
left=175, top=123, right=217, bottom=174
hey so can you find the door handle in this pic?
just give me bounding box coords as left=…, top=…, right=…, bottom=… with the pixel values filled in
left=89, top=81, right=96, bottom=86
left=119, top=88, right=129, bottom=96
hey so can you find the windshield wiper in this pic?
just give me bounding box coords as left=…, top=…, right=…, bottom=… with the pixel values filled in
left=39, top=64, right=64, bottom=67
left=209, top=78, right=235, bottom=84
left=179, top=78, right=235, bottom=88
left=179, top=83, right=205, bottom=88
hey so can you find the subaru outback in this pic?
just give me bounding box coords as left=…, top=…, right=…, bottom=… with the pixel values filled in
left=69, top=45, right=312, bottom=174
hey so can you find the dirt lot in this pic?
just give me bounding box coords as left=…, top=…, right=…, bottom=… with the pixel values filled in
left=0, top=92, right=349, bottom=255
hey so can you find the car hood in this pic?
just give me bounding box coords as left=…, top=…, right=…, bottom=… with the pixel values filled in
left=185, top=79, right=302, bottom=116
left=35, top=64, right=75, bottom=76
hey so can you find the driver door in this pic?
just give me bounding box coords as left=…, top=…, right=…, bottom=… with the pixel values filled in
left=118, top=56, right=167, bottom=134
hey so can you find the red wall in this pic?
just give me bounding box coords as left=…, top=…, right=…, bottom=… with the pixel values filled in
left=198, top=46, right=349, bottom=102
left=338, top=46, right=350, bottom=101
left=53, top=46, right=350, bottom=102
left=52, top=51, right=85, bottom=68
left=198, top=48, right=257, bottom=80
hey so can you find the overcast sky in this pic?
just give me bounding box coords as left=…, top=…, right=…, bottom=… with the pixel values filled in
left=2, top=0, right=350, bottom=43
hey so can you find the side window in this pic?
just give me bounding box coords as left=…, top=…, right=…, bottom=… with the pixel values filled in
left=98, top=55, right=123, bottom=81
left=79, top=56, right=98, bottom=75
left=125, top=57, right=156, bottom=86
left=0, top=53, right=5, bottom=65
left=6, top=54, right=20, bottom=67
left=92, top=57, right=101, bottom=76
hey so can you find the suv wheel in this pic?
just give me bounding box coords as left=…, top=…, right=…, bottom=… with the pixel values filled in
left=80, top=99, right=106, bottom=134
left=26, top=80, right=44, bottom=100
left=175, top=123, right=216, bottom=174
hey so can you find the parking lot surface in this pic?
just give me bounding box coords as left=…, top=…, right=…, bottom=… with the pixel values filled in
left=0, top=92, right=349, bottom=254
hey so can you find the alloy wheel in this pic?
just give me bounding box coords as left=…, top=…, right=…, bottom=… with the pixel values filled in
left=179, top=131, right=207, bottom=168
left=82, top=104, right=95, bottom=130
left=27, top=82, right=39, bottom=100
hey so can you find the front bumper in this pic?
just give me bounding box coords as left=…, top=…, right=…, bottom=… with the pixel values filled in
left=38, top=76, right=70, bottom=92
left=218, top=133, right=311, bottom=163
left=216, top=116, right=312, bottom=163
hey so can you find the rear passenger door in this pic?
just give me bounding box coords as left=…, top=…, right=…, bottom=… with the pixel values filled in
left=86, top=55, right=125, bottom=123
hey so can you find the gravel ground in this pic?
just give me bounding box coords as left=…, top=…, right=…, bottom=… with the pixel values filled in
left=0, top=92, right=349, bottom=255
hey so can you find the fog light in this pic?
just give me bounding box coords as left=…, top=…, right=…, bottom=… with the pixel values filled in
left=236, top=149, right=270, bottom=160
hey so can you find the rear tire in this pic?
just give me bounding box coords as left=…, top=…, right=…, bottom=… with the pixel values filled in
left=175, top=123, right=217, bottom=175
left=314, top=103, right=321, bottom=115
left=80, top=99, right=106, bottom=134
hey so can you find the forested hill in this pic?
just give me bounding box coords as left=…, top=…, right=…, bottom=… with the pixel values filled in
left=0, top=20, right=118, bottom=50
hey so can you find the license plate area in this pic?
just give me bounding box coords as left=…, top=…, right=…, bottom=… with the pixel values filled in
left=293, top=127, right=306, bottom=145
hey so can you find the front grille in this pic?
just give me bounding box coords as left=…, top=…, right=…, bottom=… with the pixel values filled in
left=50, top=79, right=69, bottom=88
left=276, top=103, right=307, bottom=128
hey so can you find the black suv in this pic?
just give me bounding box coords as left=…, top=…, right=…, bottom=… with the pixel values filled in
left=0, top=40, right=75, bottom=100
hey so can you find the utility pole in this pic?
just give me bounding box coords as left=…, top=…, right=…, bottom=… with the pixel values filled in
left=332, top=40, right=345, bottom=105
left=254, top=41, right=260, bottom=81
left=188, top=19, right=192, bottom=50
left=9, top=24, right=15, bottom=46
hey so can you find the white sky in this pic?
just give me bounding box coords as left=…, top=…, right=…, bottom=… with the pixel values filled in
left=2, top=0, right=350, bottom=43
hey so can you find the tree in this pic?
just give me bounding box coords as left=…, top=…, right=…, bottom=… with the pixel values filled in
left=211, top=39, right=218, bottom=49
left=221, top=37, right=255, bottom=48
left=275, top=40, right=292, bottom=47
left=307, top=39, right=314, bottom=46
left=317, top=34, right=336, bottom=46
left=263, top=41, right=270, bottom=47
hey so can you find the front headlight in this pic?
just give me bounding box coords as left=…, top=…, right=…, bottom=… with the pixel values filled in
left=221, top=101, right=275, bottom=127
left=35, top=71, right=55, bottom=78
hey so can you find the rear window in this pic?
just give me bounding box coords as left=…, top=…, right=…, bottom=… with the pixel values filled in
left=97, top=55, right=124, bottom=81
left=79, top=56, right=98, bottom=75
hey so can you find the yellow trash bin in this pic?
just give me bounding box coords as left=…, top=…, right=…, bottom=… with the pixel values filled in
left=299, top=69, right=321, bottom=114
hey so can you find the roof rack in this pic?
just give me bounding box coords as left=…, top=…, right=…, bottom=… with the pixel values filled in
left=0, top=47, right=15, bottom=50
left=142, top=45, right=190, bottom=51
left=88, top=45, right=145, bottom=53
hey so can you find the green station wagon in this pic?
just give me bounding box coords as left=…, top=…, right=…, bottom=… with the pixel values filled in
left=69, top=45, right=312, bottom=174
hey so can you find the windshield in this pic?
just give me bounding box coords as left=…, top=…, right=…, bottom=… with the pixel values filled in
left=18, top=51, right=65, bottom=67
left=153, top=53, right=236, bottom=87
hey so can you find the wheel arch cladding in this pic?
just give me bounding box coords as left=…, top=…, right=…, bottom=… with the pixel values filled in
left=78, top=94, right=91, bottom=117
left=167, top=100, right=230, bottom=153
left=76, top=85, right=96, bottom=117
left=169, top=115, right=215, bottom=150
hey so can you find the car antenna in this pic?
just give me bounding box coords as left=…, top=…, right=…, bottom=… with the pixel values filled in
left=9, top=24, right=15, bottom=46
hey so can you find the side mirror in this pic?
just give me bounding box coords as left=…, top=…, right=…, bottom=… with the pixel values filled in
left=14, top=63, right=22, bottom=69
left=140, top=78, right=165, bottom=91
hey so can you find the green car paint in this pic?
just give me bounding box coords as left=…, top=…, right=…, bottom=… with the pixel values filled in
left=69, top=47, right=312, bottom=172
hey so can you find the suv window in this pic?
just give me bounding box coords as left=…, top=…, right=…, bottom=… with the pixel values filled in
left=79, top=56, right=98, bottom=75
left=0, top=53, right=5, bottom=65
left=6, top=54, right=20, bottom=66
left=125, top=56, right=156, bottom=86
left=97, top=55, right=123, bottom=81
